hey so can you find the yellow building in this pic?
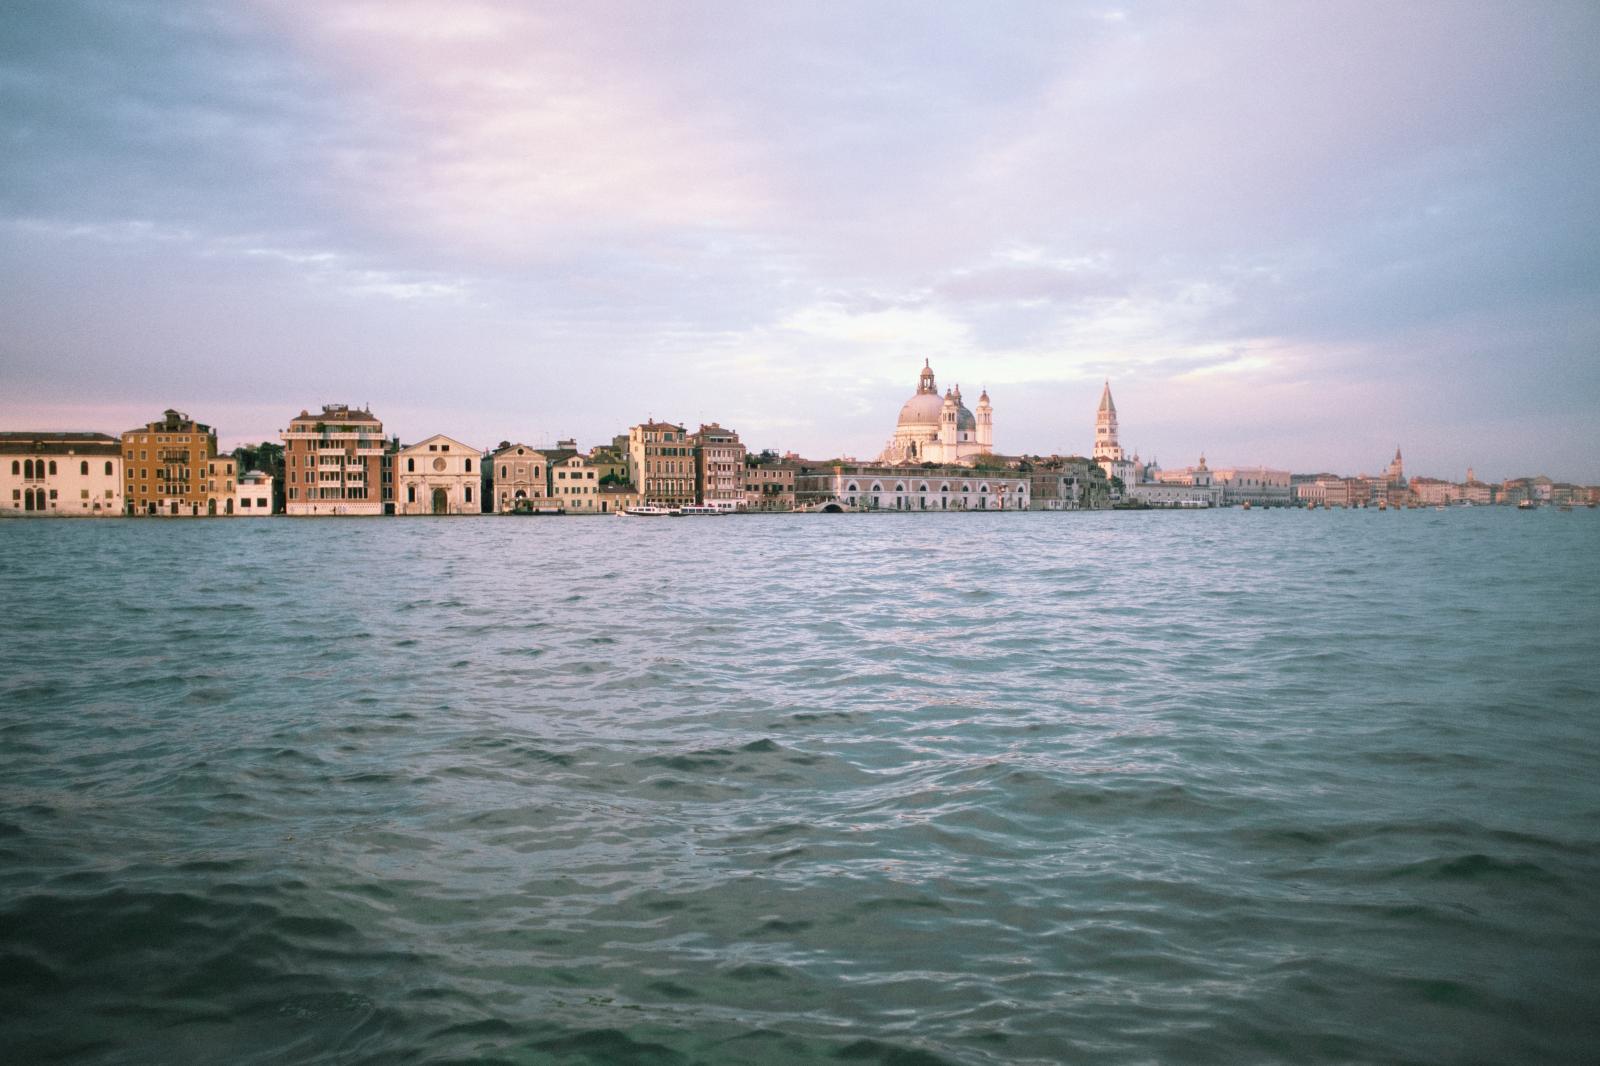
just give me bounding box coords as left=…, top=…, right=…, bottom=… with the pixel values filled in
left=121, top=409, right=225, bottom=516
left=549, top=452, right=603, bottom=513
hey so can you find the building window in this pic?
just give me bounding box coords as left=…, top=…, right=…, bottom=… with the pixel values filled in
left=464, top=458, right=472, bottom=472
left=407, top=486, right=416, bottom=503
left=80, top=460, right=89, bottom=475
left=105, top=461, right=113, bottom=476
left=48, top=461, right=56, bottom=475
left=465, top=485, right=473, bottom=503
left=407, top=458, right=415, bottom=472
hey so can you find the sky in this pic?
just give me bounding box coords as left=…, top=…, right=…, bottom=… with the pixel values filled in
left=2, top=1, right=1597, bottom=482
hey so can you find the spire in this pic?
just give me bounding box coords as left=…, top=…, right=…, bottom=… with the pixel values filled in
left=1098, top=381, right=1116, bottom=414
left=918, top=360, right=937, bottom=394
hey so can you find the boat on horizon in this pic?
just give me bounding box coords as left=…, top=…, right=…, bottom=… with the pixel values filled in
left=619, top=504, right=681, bottom=517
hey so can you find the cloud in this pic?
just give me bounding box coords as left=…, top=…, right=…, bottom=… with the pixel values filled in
left=1, top=1, right=1598, bottom=478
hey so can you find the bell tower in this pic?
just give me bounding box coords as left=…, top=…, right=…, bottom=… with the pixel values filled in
left=976, top=388, right=993, bottom=452
left=1093, top=381, right=1124, bottom=462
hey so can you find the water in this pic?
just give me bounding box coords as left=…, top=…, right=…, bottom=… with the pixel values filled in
left=2, top=508, right=1598, bottom=1064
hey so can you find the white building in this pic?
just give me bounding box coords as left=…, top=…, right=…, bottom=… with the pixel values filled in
left=1129, top=456, right=1224, bottom=507
left=879, top=361, right=993, bottom=466
left=234, top=469, right=275, bottom=515
left=1213, top=466, right=1293, bottom=506
left=795, top=465, right=1029, bottom=511
left=396, top=435, right=481, bottom=515
left=1, top=433, right=123, bottom=516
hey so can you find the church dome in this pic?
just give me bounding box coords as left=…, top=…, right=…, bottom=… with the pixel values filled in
left=955, top=405, right=976, bottom=431
left=898, top=391, right=946, bottom=427
left=897, top=360, right=945, bottom=427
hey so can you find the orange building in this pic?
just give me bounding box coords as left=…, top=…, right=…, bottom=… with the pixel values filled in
left=121, top=409, right=230, bottom=516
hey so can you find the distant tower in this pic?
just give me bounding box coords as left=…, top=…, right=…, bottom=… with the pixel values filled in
left=1467, top=466, right=1476, bottom=483
left=1093, top=381, right=1124, bottom=463
left=1386, top=446, right=1405, bottom=486
left=976, top=388, right=993, bottom=452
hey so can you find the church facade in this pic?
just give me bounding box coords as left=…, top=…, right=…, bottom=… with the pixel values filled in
left=879, top=361, right=992, bottom=466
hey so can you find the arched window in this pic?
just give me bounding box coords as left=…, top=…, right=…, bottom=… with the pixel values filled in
left=406, top=458, right=415, bottom=473
left=81, top=461, right=89, bottom=475
left=23, top=460, right=33, bottom=479
left=48, top=461, right=57, bottom=475
left=501, top=465, right=508, bottom=478
left=465, top=458, right=473, bottom=472
left=105, top=461, right=113, bottom=476
left=10, top=460, right=17, bottom=475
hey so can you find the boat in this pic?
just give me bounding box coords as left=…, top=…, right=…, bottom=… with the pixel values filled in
left=1517, top=500, right=1538, bottom=510
left=677, top=505, right=726, bottom=516
left=619, top=504, right=680, bottom=517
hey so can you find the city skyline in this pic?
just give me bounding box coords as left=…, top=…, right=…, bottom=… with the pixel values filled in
left=3, top=2, right=1598, bottom=482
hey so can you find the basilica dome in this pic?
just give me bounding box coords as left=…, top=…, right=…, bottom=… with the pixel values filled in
left=898, top=391, right=945, bottom=427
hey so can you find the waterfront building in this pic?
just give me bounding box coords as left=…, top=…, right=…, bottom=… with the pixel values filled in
left=492, top=443, right=552, bottom=513
left=691, top=423, right=746, bottom=511
left=121, top=410, right=224, bottom=516
left=1, top=432, right=123, bottom=515
left=1408, top=477, right=1459, bottom=506
left=1460, top=467, right=1494, bottom=505
left=1134, top=454, right=1223, bottom=507
left=201, top=455, right=239, bottom=515
left=744, top=455, right=798, bottom=511
left=549, top=452, right=603, bottom=513
left=395, top=435, right=480, bottom=515
left=795, top=462, right=1029, bottom=511
left=234, top=469, right=275, bottom=515
left=879, top=361, right=993, bottom=466
left=281, top=405, right=386, bottom=516
left=598, top=482, right=643, bottom=514
left=628, top=421, right=697, bottom=507
left=1027, top=456, right=1109, bottom=510
left=1212, top=466, right=1293, bottom=507
left=1292, top=473, right=1339, bottom=507
left=1091, top=382, right=1136, bottom=494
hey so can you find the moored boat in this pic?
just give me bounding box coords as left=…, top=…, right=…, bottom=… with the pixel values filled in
left=619, top=504, right=680, bottom=517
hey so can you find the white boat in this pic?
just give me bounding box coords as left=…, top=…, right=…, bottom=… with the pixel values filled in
left=619, top=505, right=679, bottom=517
left=677, top=505, right=726, bottom=516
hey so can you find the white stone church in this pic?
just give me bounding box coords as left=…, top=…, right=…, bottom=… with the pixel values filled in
left=879, top=360, right=993, bottom=466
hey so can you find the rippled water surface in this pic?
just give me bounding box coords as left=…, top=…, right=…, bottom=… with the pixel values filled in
left=3, top=509, right=1599, bottom=1064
